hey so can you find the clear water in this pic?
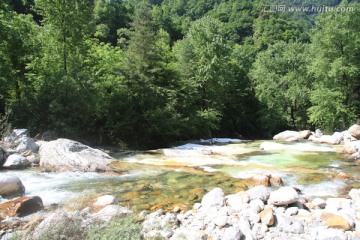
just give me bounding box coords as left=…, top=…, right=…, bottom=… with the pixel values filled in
left=0, top=140, right=356, bottom=212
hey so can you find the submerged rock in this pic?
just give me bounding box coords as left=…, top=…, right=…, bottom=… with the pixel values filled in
left=0, top=176, right=25, bottom=197
left=39, top=138, right=115, bottom=172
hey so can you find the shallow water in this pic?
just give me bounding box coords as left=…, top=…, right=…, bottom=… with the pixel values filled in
left=1, top=140, right=357, bottom=212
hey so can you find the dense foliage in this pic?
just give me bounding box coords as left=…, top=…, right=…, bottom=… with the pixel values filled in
left=0, top=0, right=359, bottom=147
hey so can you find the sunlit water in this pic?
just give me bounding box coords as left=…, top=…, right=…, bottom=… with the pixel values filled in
left=1, top=140, right=357, bottom=212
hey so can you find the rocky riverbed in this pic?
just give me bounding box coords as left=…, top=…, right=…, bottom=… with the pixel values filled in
left=1, top=125, right=360, bottom=239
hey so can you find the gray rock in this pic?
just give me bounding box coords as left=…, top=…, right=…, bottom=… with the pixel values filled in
left=6, top=129, right=29, bottom=145
left=3, top=154, right=31, bottom=169
left=201, top=188, right=224, bottom=209
left=246, top=185, right=270, bottom=202
left=222, top=226, right=242, bottom=240
left=332, top=132, right=344, bottom=144
left=16, top=138, right=39, bottom=153
left=0, top=176, right=25, bottom=197
left=93, top=205, right=131, bottom=222
left=276, top=214, right=304, bottom=234
left=268, top=187, right=298, bottom=206
left=39, top=138, right=115, bottom=172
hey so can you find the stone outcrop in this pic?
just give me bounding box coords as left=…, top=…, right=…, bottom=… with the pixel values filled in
left=39, top=138, right=115, bottom=172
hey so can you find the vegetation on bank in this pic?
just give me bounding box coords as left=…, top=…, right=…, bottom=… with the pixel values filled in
left=0, top=0, right=360, bottom=148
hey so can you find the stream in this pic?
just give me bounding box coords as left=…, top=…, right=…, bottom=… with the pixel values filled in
left=1, top=139, right=358, bottom=212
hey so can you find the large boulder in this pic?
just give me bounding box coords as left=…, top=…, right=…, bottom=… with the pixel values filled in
left=0, top=196, right=43, bottom=217
left=308, top=135, right=340, bottom=144
left=268, top=187, right=298, bottom=206
left=273, top=130, right=311, bottom=141
left=0, top=176, right=25, bottom=197
left=39, top=138, right=115, bottom=172
left=16, top=138, right=39, bottom=153
left=341, top=141, right=360, bottom=154
left=3, top=154, right=31, bottom=169
left=349, top=124, right=360, bottom=139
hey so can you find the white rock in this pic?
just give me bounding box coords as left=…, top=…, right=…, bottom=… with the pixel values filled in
left=250, top=199, right=264, bottom=213
left=246, top=185, right=269, bottom=202
left=268, top=187, right=298, bottom=206
left=325, top=198, right=352, bottom=212
left=297, top=209, right=311, bottom=216
left=93, top=205, right=131, bottom=222
left=317, top=228, right=347, bottom=240
left=3, top=154, right=31, bottom=169
left=6, top=129, right=29, bottom=144
left=225, top=192, right=249, bottom=211
left=349, top=189, right=360, bottom=202
left=312, top=197, right=326, bottom=209
left=39, top=138, right=115, bottom=172
left=93, top=195, right=117, bottom=208
left=222, top=226, right=242, bottom=240
left=285, top=207, right=298, bottom=216
left=349, top=124, right=360, bottom=139
left=201, top=188, right=224, bottom=209
left=214, top=216, right=228, bottom=228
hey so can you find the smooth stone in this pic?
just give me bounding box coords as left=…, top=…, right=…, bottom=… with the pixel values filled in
left=246, top=175, right=270, bottom=187
left=260, top=208, right=274, bottom=226
left=214, top=216, right=228, bottom=228
left=285, top=207, right=299, bottom=216
left=349, top=124, right=360, bottom=139
left=6, top=129, right=29, bottom=144
left=250, top=199, right=264, bottom=213
left=268, top=187, right=298, bottom=206
left=246, top=185, right=270, bottom=202
left=276, top=214, right=304, bottom=234
left=225, top=192, right=250, bottom=211
left=349, top=189, right=360, bottom=202
left=16, top=138, right=39, bottom=153
left=326, top=198, right=352, bottom=212
left=93, top=205, right=132, bottom=222
left=222, top=226, right=242, bottom=240
left=0, top=176, right=25, bottom=197
left=3, top=154, right=31, bottom=169
left=39, top=138, right=115, bottom=172
left=325, top=215, right=352, bottom=230
left=201, top=188, right=224, bottom=209
left=93, top=195, right=117, bottom=208
left=312, top=197, right=326, bottom=209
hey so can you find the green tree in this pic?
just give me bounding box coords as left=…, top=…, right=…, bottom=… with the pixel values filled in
left=308, top=2, right=360, bottom=131
left=250, top=41, right=311, bottom=132
left=174, top=16, right=232, bottom=138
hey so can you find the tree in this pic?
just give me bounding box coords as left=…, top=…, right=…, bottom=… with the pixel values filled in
left=174, top=16, right=232, bottom=138
left=250, top=41, right=312, bottom=132
left=308, top=2, right=360, bottom=131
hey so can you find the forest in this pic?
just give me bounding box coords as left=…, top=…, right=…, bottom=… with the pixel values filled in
left=0, top=0, right=359, bottom=148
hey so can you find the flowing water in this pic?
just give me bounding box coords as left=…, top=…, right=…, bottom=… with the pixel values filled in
left=1, top=140, right=358, bottom=212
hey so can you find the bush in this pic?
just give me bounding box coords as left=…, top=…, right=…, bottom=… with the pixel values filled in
left=88, top=216, right=142, bottom=240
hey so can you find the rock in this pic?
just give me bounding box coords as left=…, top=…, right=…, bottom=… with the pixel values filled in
left=349, top=124, right=360, bottom=139
left=285, top=207, right=298, bottom=216
left=246, top=175, right=270, bottom=187
left=336, top=172, right=351, bottom=179
left=6, top=129, right=29, bottom=145
left=201, top=188, right=224, bottom=209
left=349, top=189, right=360, bottom=202
left=315, top=129, right=323, bottom=138
left=26, top=154, right=40, bottom=164
left=273, top=131, right=300, bottom=140
left=311, top=198, right=326, bottom=209
left=2, top=154, right=31, bottom=169
left=93, top=195, right=117, bottom=208
left=250, top=199, right=264, bottom=213
left=222, top=226, right=242, bottom=240
left=15, top=138, right=39, bottom=153
left=269, top=174, right=283, bottom=186
left=0, top=147, right=4, bottom=165
left=246, top=185, right=270, bottom=202
left=276, top=214, right=304, bottom=234
left=214, top=216, right=228, bottom=228
left=325, top=214, right=352, bottom=230
left=93, top=205, right=132, bottom=222
left=332, top=132, right=344, bottom=144
left=268, top=187, right=298, bottom=206
left=349, top=152, right=360, bottom=160
left=319, top=135, right=339, bottom=144
left=0, top=196, right=43, bottom=217
left=260, top=208, right=274, bottom=226
left=39, top=138, right=115, bottom=172
left=317, top=228, right=347, bottom=240
left=225, top=192, right=249, bottom=211
left=0, top=176, right=25, bottom=197
left=325, top=198, right=352, bottom=212
left=342, top=141, right=360, bottom=154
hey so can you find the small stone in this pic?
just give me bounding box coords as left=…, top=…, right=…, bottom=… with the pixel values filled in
left=298, top=209, right=311, bottom=216
left=326, top=215, right=352, bottom=230
left=3, top=154, right=31, bottom=169
left=173, top=206, right=181, bottom=213
left=93, top=195, right=117, bottom=208
left=225, top=191, right=250, bottom=211
left=246, top=185, right=270, bottom=202
left=222, top=226, right=242, bottom=240
left=250, top=199, right=264, bottom=213
left=269, top=174, right=283, bottom=186
left=285, top=207, right=298, bottom=216
left=268, top=187, right=298, bottom=206
left=246, top=175, right=271, bottom=187
left=201, top=188, right=224, bottom=209
left=214, top=216, right=228, bottom=228
left=160, top=230, right=173, bottom=238
left=260, top=208, right=274, bottom=226
left=312, top=198, right=326, bottom=209
left=349, top=189, right=360, bottom=202
left=0, top=196, right=43, bottom=217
